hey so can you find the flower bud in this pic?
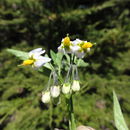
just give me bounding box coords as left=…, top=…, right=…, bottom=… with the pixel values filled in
left=50, top=85, right=60, bottom=98
left=41, top=91, right=51, bottom=103
left=72, top=80, right=80, bottom=92
left=62, top=83, right=71, bottom=94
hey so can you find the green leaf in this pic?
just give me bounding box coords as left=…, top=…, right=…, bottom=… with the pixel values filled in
left=7, top=49, right=29, bottom=60
left=65, top=54, right=70, bottom=64
left=38, top=67, right=51, bottom=77
left=50, top=50, right=57, bottom=64
left=44, top=54, right=53, bottom=71
left=113, top=91, right=129, bottom=130
left=43, top=63, right=53, bottom=70
left=77, top=59, right=89, bottom=67
left=55, top=52, right=63, bottom=67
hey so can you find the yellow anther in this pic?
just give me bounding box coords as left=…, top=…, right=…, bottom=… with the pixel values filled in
left=63, top=36, right=71, bottom=46
left=82, top=42, right=93, bottom=49
left=21, top=59, right=34, bottom=66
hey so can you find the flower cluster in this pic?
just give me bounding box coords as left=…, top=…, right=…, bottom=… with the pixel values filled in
left=41, top=80, right=80, bottom=103
left=16, top=36, right=93, bottom=104
left=20, top=48, right=51, bottom=68
left=8, top=35, right=95, bottom=130
left=58, top=36, right=93, bottom=58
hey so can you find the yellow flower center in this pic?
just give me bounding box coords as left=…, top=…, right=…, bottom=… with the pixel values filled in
left=81, top=42, right=93, bottom=49
left=63, top=36, right=71, bottom=47
left=22, top=59, right=35, bottom=66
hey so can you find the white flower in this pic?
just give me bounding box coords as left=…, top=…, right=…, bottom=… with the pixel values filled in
left=72, top=80, right=80, bottom=92
left=28, top=48, right=45, bottom=57
left=58, top=36, right=73, bottom=54
left=71, top=39, right=93, bottom=58
left=50, top=86, right=60, bottom=98
left=41, top=91, right=51, bottom=103
left=58, top=45, right=66, bottom=54
left=21, top=48, right=51, bottom=68
left=70, top=45, right=85, bottom=58
left=71, top=44, right=85, bottom=58
left=58, top=36, right=93, bottom=58
left=74, top=50, right=85, bottom=58
left=72, top=39, right=83, bottom=45
left=62, top=83, right=71, bottom=94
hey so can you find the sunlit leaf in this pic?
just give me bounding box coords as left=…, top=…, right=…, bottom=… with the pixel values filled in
left=50, top=50, right=57, bottom=64
left=77, top=59, right=89, bottom=67
left=113, top=91, right=129, bottom=130
left=56, top=52, right=63, bottom=67
left=7, top=49, right=29, bottom=60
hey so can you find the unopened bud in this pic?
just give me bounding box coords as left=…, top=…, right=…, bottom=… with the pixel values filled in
left=62, top=83, right=71, bottom=94
left=41, top=91, right=51, bottom=103
left=50, top=86, right=60, bottom=98
left=72, top=80, right=80, bottom=92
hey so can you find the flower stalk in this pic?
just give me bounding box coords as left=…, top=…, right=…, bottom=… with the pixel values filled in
left=68, top=95, right=76, bottom=130
left=49, top=98, right=53, bottom=130
left=66, top=55, right=77, bottom=130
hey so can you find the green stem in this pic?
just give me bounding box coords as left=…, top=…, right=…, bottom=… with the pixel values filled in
left=67, top=95, right=76, bottom=130
left=49, top=99, right=53, bottom=130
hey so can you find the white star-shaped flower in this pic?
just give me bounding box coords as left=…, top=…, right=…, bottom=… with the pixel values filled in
left=21, top=48, right=51, bottom=68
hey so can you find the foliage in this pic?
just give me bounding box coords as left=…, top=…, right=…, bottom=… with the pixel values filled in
left=113, top=91, right=128, bottom=130
left=0, top=0, right=130, bottom=130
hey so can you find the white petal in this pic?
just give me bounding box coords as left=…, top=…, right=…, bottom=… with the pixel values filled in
left=75, top=51, right=85, bottom=58
left=34, top=57, right=51, bottom=68
left=29, top=48, right=45, bottom=57
left=33, top=61, right=45, bottom=68
left=38, top=50, right=46, bottom=55
left=72, top=39, right=82, bottom=45
left=58, top=45, right=65, bottom=54
left=38, top=56, right=51, bottom=62
left=70, top=45, right=80, bottom=53
left=29, top=48, right=42, bottom=53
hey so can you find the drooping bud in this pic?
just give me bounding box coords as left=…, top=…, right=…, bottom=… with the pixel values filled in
left=72, top=80, right=80, bottom=92
left=41, top=91, right=51, bottom=103
left=50, top=86, right=60, bottom=98
left=62, top=83, right=71, bottom=94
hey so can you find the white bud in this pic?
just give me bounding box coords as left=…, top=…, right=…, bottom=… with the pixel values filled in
left=41, top=91, right=51, bottom=103
left=72, top=80, right=80, bottom=92
left=62, top=83, right=71, bottom=94
left=50, top=86, right=60, bottom=98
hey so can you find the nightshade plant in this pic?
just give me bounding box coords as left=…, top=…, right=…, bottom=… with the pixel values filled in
left=7, top=35, right=94, bottom=130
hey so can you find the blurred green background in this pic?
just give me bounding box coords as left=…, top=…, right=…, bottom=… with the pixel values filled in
left=0, top=0, right=130, bottom=129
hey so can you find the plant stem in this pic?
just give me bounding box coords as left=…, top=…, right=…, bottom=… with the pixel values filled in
left=68, top=95, right=76, bottom=130
left=49, top=99, right=53, bottom=130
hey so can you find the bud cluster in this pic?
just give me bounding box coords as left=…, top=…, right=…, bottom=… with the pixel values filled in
left=41, top=80, right=80, bottom=104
